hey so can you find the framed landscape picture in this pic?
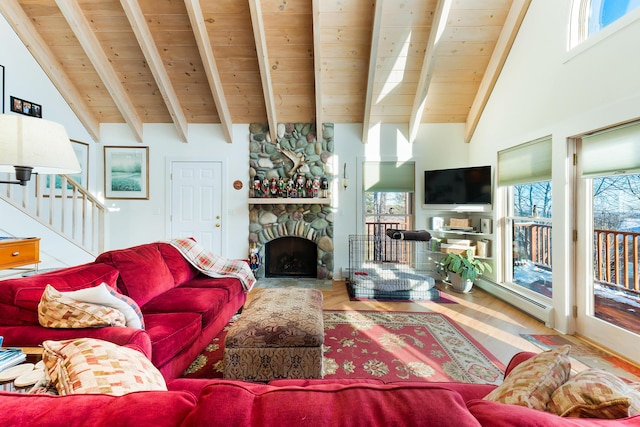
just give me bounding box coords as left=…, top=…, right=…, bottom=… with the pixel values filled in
left=104, top=146, right=149, bottom=200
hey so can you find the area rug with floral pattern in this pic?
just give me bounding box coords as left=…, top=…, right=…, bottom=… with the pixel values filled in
left=183, top=311, right=505, bottom=385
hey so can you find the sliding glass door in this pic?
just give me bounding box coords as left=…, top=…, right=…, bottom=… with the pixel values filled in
left=574, top=124, right=640, bottom=360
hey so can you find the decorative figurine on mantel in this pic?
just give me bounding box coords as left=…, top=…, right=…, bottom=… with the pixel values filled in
left=253, top=176, right=262, bottom=197
left=295, top=173, right=306, bottom=198
left=270, top=177, right=278, bottom=197
left=261, top=178, right=269, bottom=198
left=287, top=177, right=295, bottom=198
left=312, top=176, right=320, bottom=198
left=305, top=178, right=313, bottom=198
left=277, top=176, right=285, bottom=197
left=321, top=176, right=329, bottom=198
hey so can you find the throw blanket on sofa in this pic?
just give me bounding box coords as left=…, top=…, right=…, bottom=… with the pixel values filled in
left=169, top=238, right=256, bottom=292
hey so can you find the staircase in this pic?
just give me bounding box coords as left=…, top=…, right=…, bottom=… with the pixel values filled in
left=1, top=173, right=105, bottom=268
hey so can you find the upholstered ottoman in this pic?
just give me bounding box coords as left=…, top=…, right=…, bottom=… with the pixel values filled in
left=223, top=288, right=324, bottom=381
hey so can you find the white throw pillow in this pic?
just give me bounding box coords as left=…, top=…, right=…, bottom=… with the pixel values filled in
left=63, top=283, right=144, bottom=329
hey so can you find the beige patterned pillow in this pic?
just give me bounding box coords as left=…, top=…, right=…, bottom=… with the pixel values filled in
left=548, top=369, right=640, bottom=418
left=38, top=284, right=126, bottom=328
left=483, top=345, right=572, bottom=410
left=43, top=338, right=166, bottom=396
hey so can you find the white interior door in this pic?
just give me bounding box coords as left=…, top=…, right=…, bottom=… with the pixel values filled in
left=170, top=161, right=222, bottom=254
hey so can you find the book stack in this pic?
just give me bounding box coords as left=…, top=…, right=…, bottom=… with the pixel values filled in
left=0, top=348, right=27, bottom=373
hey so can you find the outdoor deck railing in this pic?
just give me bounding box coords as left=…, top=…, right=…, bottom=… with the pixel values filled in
left=514, top=223, right=640, bottom=296
left=594, top=228, right=640, bottom=294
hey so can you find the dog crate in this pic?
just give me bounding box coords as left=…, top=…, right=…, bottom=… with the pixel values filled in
left=346, top=235, right=439, bottom=300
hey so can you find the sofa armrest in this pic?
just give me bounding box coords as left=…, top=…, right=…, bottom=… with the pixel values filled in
left=0, top=325, right=152, bottom=359
left=504, top=351, right=537, bottom=378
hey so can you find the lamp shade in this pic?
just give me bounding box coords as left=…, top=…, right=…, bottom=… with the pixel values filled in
left=0, top=114, right=81, bottom=175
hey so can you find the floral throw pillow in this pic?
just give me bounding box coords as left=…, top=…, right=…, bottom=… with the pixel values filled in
left=38, top=284, right=126, bottom=328
left=548, top=369, right=640, bottom=418
left=43, top=338, right=166, bottom=396
left=483, top=345, right=572, bottom=411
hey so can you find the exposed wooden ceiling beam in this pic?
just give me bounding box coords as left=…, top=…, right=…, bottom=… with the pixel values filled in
left=54, top=0, right=143, bottom=142
left=0, top=0, right=101, bottom=141
left=464, top=0, right=532, bottom=143
left=361, top=0, right=384, bottom=144
left=184, top=0, right=233, bottom=143
left=248, top=0, right=277, bottom=143
left=120, top=0, right=188, bottom=143
left=312, top=0, right=323, bottom=134
left=409, top=0, right=452, bottom=143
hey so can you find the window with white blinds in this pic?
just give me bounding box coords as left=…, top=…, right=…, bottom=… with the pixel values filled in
left=363, top=161, right=415, bottom=193
left=498, top=136, right=552, bottom=187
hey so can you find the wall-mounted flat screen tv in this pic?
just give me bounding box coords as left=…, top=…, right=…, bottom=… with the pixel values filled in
left=424, top=166, right=492, bottom=206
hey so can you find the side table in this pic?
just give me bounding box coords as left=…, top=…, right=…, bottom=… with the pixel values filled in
left=0, top=347, right=44, bottom=393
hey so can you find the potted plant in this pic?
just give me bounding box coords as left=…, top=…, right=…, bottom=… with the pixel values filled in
left=440, top=249, right=492, bottom=293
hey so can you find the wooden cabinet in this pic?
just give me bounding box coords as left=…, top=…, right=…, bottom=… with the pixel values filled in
left=0, top=238, right=40, bottom=271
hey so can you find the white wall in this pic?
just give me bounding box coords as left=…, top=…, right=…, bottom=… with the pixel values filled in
left=98, top=123, right=251, bottom=258
left=469, top=1, right=640, bottom=336
left=332, top=123, right=469, bottom=279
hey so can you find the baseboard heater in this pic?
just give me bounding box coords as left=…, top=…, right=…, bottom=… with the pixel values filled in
left=475, top=279, right=554, bottom=328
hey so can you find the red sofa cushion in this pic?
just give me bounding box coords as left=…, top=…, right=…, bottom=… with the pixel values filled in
left=0, top=390, right=197, bottom=427
left=96, top=244, right=175, bottom=306
left=178, top=275, right=243, bottom=303
left=0, top=263, right=119, bottom=326
left=181, top=381, right=483, bottom=427
left=157, top=242, right=199, bottom=285
left=0, top=324, right=152, bottom=358
left=141, top=287, right=228, bottom=327
left=467, top=399, right=640, bottom=426
left=143, top=312, right=202, bottom=369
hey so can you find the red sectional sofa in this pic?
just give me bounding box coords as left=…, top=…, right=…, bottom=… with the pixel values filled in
left=0, top=242, right=247, bottom=378
left=1, top=243, right=639, bottom=425
left=1, top=353, right=639, bottom=426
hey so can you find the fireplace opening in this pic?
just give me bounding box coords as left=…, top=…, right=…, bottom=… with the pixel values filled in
left=265, top=237, right=317, bottom=278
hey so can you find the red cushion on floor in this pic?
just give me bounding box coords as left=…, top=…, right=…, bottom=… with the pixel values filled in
left=142, top=288, right=227, bottom=327
left=143, top=312, right=202, bottom=368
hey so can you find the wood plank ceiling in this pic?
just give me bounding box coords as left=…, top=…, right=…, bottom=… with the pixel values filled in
left=0, top=0, right=530, bottom=143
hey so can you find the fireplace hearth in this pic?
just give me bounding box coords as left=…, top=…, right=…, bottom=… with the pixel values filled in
left=265, top=237, right=316, bottom=278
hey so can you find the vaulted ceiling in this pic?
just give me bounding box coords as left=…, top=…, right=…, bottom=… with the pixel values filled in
left=1, top=0, right=530, bottom=144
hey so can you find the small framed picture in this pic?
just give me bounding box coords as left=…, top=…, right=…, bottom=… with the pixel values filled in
left=10, top=96, right=42, bottom=118
left=104, top=146, right=149, bottom=200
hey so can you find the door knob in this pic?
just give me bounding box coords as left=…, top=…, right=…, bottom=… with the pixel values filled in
left=215, top=223, right=221, bottom=228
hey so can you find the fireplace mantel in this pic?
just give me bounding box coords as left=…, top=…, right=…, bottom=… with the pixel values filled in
left=248, top=198, right=331, bottom=205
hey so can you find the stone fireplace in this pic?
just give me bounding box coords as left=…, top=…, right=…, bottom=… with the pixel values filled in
left=265, top=237, right=317, bottom=278
left=248, top=123, right=334, bottom=280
